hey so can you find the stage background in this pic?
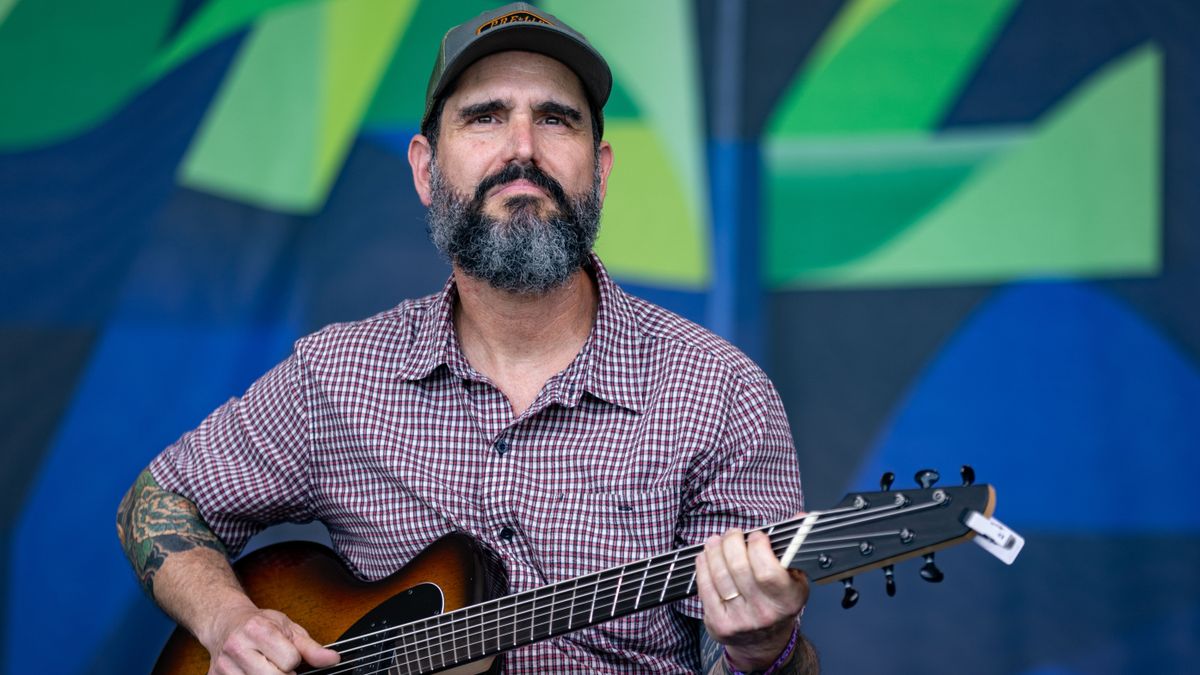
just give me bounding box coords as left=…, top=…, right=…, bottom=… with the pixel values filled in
left=2, top=0, right=1197, bottom=672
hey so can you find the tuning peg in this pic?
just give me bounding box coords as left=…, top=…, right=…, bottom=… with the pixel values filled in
left=919, top=554, right=944, bottom=583
left=841, top=578, right=860, bottom=609
left=880, top=472, right=895, bottom=491
left=883, top=565, right=896, bottom=597
left=915, top=468, right=940, bottom=489
left=961, top=465, right=975, bottom=486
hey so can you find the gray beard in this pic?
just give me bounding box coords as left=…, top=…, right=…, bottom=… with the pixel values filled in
left=426, top=159, right=602, bottom=294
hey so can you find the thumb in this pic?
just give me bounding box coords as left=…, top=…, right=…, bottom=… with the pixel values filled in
left=292, top=624, right=340, bottom=667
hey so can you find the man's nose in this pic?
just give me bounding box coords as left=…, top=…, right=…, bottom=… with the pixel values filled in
left=505, top=114, right=536, bottom=164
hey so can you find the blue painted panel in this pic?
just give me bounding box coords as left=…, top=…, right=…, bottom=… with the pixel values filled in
left=854, top=282, right=1200, bottom=532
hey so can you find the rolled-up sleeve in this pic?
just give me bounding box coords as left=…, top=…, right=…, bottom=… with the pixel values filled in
left=149, top=350, right=315, bottom=556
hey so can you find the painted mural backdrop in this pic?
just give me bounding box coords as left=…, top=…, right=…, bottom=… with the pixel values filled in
left=1, top=0, right=1195, bottom=672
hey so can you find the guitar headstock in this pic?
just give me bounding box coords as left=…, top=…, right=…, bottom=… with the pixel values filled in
left=770, top=467, right=1003, bottom=608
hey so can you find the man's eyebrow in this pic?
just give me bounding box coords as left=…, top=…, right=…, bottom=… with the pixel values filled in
left=455, top=99, right=509, bottom=120
left=534, top=101, right=583, bottom=122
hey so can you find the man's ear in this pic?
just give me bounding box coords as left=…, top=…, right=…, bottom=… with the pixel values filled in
left=409, top=133, right=434, bottom=207
left=597, top=140, right=614, bottom=203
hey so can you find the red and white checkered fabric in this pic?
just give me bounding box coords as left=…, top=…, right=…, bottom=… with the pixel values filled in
left=151, top=254, right=803, bottom=673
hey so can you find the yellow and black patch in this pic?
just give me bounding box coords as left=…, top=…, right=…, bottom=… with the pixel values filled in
left=476, top=10, right=553, bottom=35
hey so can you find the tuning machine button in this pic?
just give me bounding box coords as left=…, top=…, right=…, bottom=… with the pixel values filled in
left=880, top=472, right=895, bottom=491
left=920, top=553, right=944, bottom=583
left=915, top=469, right=940, bottom=489
left=961, top=465, right=976, bottom=486
left=841, top=578, right=859, bottom=609
left=883, top=565, right=896, bottom=597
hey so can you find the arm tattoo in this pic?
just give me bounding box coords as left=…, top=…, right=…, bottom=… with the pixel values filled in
left=116, top=469, right=226, bottom=595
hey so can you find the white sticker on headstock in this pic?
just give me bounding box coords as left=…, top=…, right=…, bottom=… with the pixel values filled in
left=965, top=511, right=1025, bottom=565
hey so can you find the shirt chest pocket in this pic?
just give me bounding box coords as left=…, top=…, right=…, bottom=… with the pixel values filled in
left=529, top=488, right=680, bottom=582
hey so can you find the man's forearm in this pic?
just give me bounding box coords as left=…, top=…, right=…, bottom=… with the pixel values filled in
left=115, top=469, right=254, bottom=645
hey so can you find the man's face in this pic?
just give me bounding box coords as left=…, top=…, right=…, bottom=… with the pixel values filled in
left=409, top=51, right=614, bottom=293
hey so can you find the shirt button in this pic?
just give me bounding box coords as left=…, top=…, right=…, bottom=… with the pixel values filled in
left=499, top=526, right=515, bottom=541
left=495, top=439, right=509, bottom=456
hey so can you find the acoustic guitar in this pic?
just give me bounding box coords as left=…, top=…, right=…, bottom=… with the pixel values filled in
left=152, top=467, right=1021, bottom=674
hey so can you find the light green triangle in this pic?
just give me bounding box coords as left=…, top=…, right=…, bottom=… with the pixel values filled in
left=764, top=130, right=1018, bottom=281
left=0, top=0, right=20, bottom=28
left=317, top=0, right=415, bottom=184
left=180, top=0, right=413, bottom=213
left=543, top=0, right=708, bottom=284
left=768, top=0, right=1017, bottom=135
left=785, top=43, right=1162, bottom=289
left=145, top=0, right=303, bottom=82
left=595, top=121, right=707, bottom=286
left=179, top=1, right=322, bottom=211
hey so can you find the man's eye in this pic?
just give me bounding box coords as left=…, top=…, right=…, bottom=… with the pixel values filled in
left=543, top=116, right=566, bottom=126
left=472, top=114, right=495, bottom=124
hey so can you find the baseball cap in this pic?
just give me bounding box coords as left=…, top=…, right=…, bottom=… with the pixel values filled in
left=422, top=2, right=613, bottom=136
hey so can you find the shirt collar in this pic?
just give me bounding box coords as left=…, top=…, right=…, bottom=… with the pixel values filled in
left=395, top=253, right=645, bottom=414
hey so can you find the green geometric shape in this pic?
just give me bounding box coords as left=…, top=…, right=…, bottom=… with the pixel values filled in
left=145, top=0, right=304, bottom=81
left=361, top=0, right=640, bottom=131
left=545, top=0, right=708, bottom=285
left=768, top=0, right=1017, bottom=136
left=765, top=131, right=1017, bottom=280
left=595, top=122, right=707, bottom=286
left=361, top=0, right=496, bottom=129
left=0, top=0, right=178, bottom=149
left=180, top=0, right=414, bottom=214
left=0, top=0, right=19, bottom=28
left=777, top=43, right=1162, bottom=289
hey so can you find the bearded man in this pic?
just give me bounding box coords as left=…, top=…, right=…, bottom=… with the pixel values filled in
left=118, top=4, right=817, bottom=673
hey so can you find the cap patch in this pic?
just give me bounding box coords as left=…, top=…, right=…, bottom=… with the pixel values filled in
left=476, top=10, right=553, bottom=34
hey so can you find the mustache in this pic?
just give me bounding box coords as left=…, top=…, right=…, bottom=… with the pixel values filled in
left=471, top=163, right=571, bottom=212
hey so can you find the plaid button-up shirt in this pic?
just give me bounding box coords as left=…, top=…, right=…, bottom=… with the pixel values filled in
left=151, top=255, right=804, bottom=673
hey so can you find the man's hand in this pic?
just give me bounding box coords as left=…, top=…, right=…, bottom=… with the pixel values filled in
left=201, top=602, right=340, bottom=675
left=116, top=469, right=339, bottom=674
left=695, top=525, right=810, bottom=672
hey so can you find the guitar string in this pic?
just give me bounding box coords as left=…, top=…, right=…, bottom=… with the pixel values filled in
left=314, top=498, right=880, bottom=657
left=320, top=496, right=923, bottom=665
left=308, top=499, right=942, bottom=675
left=305, top=498, right=944, bottom=675
left=305, top=498, right=946, bottom=675
left=306, top=532, right=886, bottom=675
left=303, top=507, right=869, bottom=673
left=310, top=537, right=880, bottom=675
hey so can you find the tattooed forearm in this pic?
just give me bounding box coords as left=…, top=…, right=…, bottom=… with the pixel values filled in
left=116, top=469, right=226, bottom=595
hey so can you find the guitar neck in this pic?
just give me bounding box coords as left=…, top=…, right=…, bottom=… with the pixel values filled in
left=319, top=482, right=995, bottom=674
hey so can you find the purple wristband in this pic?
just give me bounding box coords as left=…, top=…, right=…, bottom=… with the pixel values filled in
left=724, top=622, right=800, bottom=675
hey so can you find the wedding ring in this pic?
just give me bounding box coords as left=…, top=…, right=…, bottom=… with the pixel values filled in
left=721, top=591, right=741, bottom=602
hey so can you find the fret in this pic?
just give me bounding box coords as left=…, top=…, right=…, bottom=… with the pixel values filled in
left=588, top=570, right=601, bottom=624
left=433, top=615, right=446, bottom=671
left=610, top=568, right=625, bottom=617
left=467, top=605, right=483, bottom=662
left=569, top=576, right=579, bottom=632
left=449, top=609, right=467, bottom=665
left=507, top=594, right=519, bottom=651
left=484, top=597, right=503, bottom=655
left=551, top=577, right=577, bottom=636
left=395, top=625, right=416, bottom=674
left=634, top=557, right=651, bottom=610
left=660, top=550, right=681, bottom=603
left=513, top=591, right=533, bottom=649
left=417, top=617, right=434, bottom=673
